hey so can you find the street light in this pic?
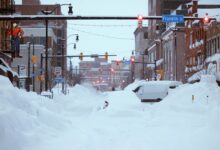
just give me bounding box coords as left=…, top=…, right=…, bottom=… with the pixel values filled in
left=67, top=33, right=79, bottom=49
left=67, top=34, right=79, bottom=41
left=67, top=34, right=79, bottom=50
left=41, top=3, right=73, bottom=92
left=67, top=42, right=77, bottom=49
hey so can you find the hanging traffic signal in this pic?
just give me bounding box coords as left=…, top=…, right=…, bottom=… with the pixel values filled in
left=105, top=52, right=108, bottom=61
left=116, top=59, right=120, bottom=65
left=203, top=13, right=210, bottom=24
left=31, top=55, right=38, bottom=64
left=79, top=52, right=83, bottom=61
left=76, top=34, right=79, bottom=42
left=130, top=56, right=135, bottom=64
left=137, top=15, right=143, bottom=28
left=37, top=75, right=44, bottom=81
left=137, top=15, right=143, bottom=21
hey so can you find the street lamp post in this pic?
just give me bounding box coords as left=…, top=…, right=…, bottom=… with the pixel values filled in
left=27, top=42, right=31, bottom=91
left=41, top=4, right=73, bottom=92
left=154, top=59, right=157, bottom=80
left=61, top=38, right=65, bottom=94
left=31, top=34, right=35, bottom=91
left=67, top=34, right=79, bottom=49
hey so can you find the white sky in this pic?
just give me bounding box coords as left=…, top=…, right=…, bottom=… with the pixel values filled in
left=14, top=0, right=220, bottom=66
left=14, top=0, right=148, bottom=65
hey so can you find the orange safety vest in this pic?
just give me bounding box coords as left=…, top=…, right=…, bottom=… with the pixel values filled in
left=8, top=27, right=24, bottom=38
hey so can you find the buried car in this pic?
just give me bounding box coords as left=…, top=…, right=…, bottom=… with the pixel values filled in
left=133, top=81, right=181, bottom=102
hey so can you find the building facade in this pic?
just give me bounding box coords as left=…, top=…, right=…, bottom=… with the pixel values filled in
left=134, top=27, right=149, bottom=79
left=14, top=0, right=68, bottom=92
left=205, top=22, right=220, bottom=84
left=79, top=58, right=112, bottom=91
left=0, top=0, right=18, bottom=85
left=138, top=0, right=190, bottom=81
left=0, top=0, right=15, bottom=61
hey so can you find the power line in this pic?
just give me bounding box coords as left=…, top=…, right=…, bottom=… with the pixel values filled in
left=68, top=22, right=148, bottom=27
left=69, top=27, right=134, bottom=40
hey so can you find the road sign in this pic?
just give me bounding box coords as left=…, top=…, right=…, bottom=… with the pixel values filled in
left=162, top=15, right=184, bottom=23
left=54, top=66, right=62, bottom=77
left=123, top=60, right=130, bottom=64
left=54, top=77, right=64, bottom=83
left=19, top=65, right=27, bottom=77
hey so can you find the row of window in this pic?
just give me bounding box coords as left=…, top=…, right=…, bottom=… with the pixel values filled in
left=206, top=36, right=220, bottom=57
left=186, top=54, right=205, bottom=66
left=21, top=37, right=46, bottom=45
left=189, top=28, right=205, bottom=46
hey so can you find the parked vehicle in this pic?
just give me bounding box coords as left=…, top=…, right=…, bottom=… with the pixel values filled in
left=133, top=81, right=181, bottom=102
left=0, top=58, right=18, bottom=85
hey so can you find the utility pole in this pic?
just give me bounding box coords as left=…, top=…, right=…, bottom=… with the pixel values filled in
left=31, top=34, right=35, bottom=92
left=61, top=39, right=65, bottom=94
left=154, top=59, right=157, bottom=81
left=142, top=54, right=145, bottom=79
left=174, top=30, right=177, bottom=81
left=27, top=42, right=31, bottom=91
left=45, top=19, right=48, bottom=91
left=40, top=53, right=43, bottom=93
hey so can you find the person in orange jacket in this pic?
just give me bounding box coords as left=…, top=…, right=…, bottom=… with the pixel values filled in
left=7, top=22, right=24, bottom=58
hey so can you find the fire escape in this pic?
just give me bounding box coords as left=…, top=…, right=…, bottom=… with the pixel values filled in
left=0, top=0, right=15, bottom=64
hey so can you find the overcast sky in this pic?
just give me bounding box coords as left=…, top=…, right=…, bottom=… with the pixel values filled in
left=15, top=0, right=148, bottom=65
left=14, top=0, right=220, bottom=66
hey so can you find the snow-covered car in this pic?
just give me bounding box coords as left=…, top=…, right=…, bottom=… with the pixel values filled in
left=133, top=81, right=181, bottom=102
left=40, top=91, right=53, bottom=99
left=0, top=58, right=18, bottom=85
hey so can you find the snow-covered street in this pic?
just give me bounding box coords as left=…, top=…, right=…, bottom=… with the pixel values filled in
left=0, top=75, right=220, bottom=150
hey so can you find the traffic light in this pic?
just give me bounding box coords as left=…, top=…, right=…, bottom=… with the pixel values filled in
left=105, top=52, right=108, bottom=61
left=31, top=55, right=38, bottom=64
left=79, top=52, right=83, bottom=61
left=37, top=75, right=44, bottom=81
left=116, top=59, right=120, bottom=65
left=76, top=34, right=79, bottom=42
left=137, top=15, right=143, bottom=21
left=130, top=56, right=135, bottom=64
left=203, top=13, right=210, bottom=24
left=137, top=15, right=143, bottom=28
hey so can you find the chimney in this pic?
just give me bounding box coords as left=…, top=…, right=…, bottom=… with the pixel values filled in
left=22, top=0, right=41, bottom=5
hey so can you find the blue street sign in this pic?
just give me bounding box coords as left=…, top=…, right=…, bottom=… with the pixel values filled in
left=162, top=15, right=184, bottom=23
left=54, top=77, right=65, bottom=83
left=32, top=73, right=36, bottom=77
left=123, top=60, right=130, bottom=65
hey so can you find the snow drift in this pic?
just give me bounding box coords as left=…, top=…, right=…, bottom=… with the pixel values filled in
left=0, top=75, right=220, bottom=150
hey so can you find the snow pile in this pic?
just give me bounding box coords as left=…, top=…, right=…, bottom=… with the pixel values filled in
left=200, top=74, right=217, bottom=84
left=52, top=83, right=106, bottom=117
left=0, top=76, right=70, bottom=150
left=1, top=74, right=220, bottom=150
left=205, top=53, right=220, bottom=63
left=0, top=76, right=105, bottom=150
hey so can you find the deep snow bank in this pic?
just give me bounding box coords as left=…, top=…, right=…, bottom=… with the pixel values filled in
left=0, top=76, right=105, bottom=150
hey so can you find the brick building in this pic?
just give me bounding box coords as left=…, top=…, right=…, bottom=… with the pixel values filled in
left=0, top=0, right=15, bottom=61
left=148, top=0, right=191, bottom=40
left=0, top=0, right=19, bottom=85
left=16, top=0, right=67, bottom=68
left=205, top=22, right=220, bottom=84
left=13, top=0, right=68, bottom=92
left=140, top=0, right=190, bottom=81
left=134, top=27, right=149, bottom=79
left=185, top=1, right=220, bottom=83
left=79, top=58, right=112, bottom=91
